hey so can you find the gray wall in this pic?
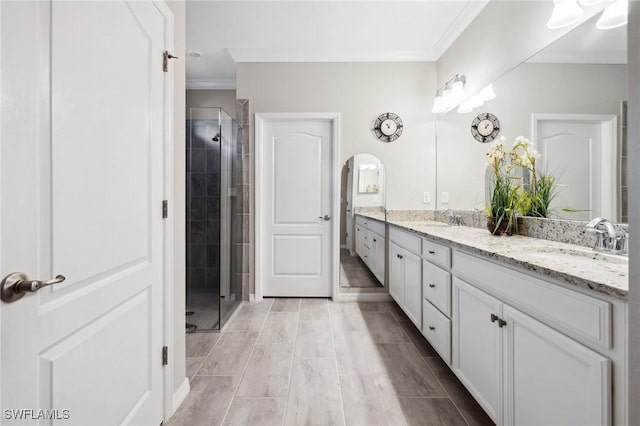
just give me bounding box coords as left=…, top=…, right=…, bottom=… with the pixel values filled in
left=237, top=62, right=438, bottom=211
left=186, top=89, right=237, bottom=119
left=167, top=0, right=187, bottom=402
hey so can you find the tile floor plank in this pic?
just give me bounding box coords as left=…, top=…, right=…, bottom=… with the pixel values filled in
left=223, top=398, right=286, bottom=426
left=166, top=376, right=239, bottom=426
left=398, top=397, right=468, bottom=426
left=198, top=331, right=259, bottom=375
left=236, top=343, right=293, bottom=397
left=285, top=357, right=345, bottom=426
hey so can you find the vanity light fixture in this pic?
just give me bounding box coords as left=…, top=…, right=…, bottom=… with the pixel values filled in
left=431, top=74, right=466, bottom=114
left=469, top=95, right=485, bottom=108
left=547, top=0, right=584, bottom=29
left=596, top=0, right=628, bottom=29
left=479, top=84, right=496, bottom=101
left=457, top=101, right=474, bottom=114
left=579, top=0, right=609, bottom=5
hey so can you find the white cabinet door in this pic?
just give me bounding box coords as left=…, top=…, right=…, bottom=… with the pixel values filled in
left=453, top=278, right=503, bottom=424
left=362, top=229, right=373, bottom=269
left=373, top=235, right=385, bottom=285
left=502, top=305, right=611, bottom=426
left=403, top=249, right=422, bottom=328
left=355, top=225, right=364, bottom=258
left=389, top=243, right=404, bottom=306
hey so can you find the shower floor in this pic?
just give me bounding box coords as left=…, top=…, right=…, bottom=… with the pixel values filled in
left=187, top=287, right=238, bottom=331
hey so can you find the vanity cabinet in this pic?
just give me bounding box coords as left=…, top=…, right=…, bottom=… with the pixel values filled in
left=453, top=277, right=610, bottom=426
left=355, top=215, right=385, bottom=285
left=389, top=228, right=422, bottom=327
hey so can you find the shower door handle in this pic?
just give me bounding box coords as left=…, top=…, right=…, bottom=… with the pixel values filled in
left=318, top=215, right=331, bottom=221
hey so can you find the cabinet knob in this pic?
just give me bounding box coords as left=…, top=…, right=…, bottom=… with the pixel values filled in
left=428, top=284, right=435, bottom=288
left=490, top=313, right=499, bottom=323
left=397, top=254, right=403, bottom=259
left=498, top=319, right=507, bottom=328
left=428, top=250, right=436, bottom=255
left=428, top=326, right=435, bottom=331
left=373, top=239, right=377, bottom=242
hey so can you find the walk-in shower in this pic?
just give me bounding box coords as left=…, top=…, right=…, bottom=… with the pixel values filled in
left=186, top=107, right=244, bottom=331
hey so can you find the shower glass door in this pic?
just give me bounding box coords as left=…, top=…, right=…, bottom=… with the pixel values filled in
left=187, top=107, right=243, bottom=331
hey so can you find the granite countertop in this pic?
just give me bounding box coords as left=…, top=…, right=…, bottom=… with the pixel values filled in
left=387, top=219, right=628, bottom=300
left=355, top=211, right=386, bottom=222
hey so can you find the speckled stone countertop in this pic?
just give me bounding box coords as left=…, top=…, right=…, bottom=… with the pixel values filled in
left=355, top=211, right=386, bottom=222
left=386, top=220, right=628, bottom=300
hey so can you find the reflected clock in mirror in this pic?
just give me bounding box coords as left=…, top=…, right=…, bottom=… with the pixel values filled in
left=435, top=12, right=627, bottom=223
left=339, top=153, right=387, bottom=292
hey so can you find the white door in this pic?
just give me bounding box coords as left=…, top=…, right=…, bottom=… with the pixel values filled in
left=453, top=278, right=503, bottom=424
left=502, top=305, right=611, bottom=426
left=1, top=2, right=171, bottom=425
left=535, top=115, right=617, bottom=221
left=258, top=118, right=334, bottom=297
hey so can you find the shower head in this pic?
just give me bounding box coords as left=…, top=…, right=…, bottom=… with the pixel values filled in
left=212, top=133, right=220, bottom=142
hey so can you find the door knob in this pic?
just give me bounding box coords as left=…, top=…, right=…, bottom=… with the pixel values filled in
left=1, top=272, right=66, bottom=303
left=318, top=215, right=331, bottom=221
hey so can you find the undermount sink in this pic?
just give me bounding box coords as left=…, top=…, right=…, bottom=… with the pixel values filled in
left=527, top=246, right=628, bottom=265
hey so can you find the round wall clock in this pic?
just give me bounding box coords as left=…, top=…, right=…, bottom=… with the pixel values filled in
left=373, top=112, right=403, bottom=142
left=471, top=113, right=500, bottom=143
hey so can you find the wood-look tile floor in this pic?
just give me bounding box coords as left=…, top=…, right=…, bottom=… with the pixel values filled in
left=168, top=299, right=495, bottom=426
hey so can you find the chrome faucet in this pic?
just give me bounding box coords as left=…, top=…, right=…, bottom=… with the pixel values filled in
left=445, top=209, right=459, bottom=226
left=585, top=217, right=627, bottom=255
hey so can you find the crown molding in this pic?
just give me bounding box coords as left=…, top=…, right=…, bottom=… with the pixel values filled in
left=432, top=0, right=489, bottom=60
left=186, top=79, right=236, bottom=90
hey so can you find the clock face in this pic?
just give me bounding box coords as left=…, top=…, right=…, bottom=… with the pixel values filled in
left=471, top=113, right=500, bottom=143
left=373, top=113, right=403, bottom=142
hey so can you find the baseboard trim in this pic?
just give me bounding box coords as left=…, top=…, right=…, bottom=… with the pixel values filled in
left=334, top=292, right=393, bottom=302
left=172, top=377, right=190, bottom=414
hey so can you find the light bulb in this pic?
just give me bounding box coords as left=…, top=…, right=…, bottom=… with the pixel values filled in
left=597, top=0, right=627, bottom=29
left=431, top=96, right=447, bottom=114
left=547, top=0, right=584, bottom=29
left=451, top=80, right=465, bottom=100
left=457, top=101, right=474, bottom=114
left=479, top=84, right=496, bottom=101
left=469, top=95, right=484, bottom=108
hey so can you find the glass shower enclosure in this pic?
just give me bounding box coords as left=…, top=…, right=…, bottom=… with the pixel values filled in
left=186, top=107, right=243, bottom=331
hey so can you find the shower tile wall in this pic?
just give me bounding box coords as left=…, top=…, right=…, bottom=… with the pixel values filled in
left=187, top=120, right=221, bottom=294
left=236, top=99, right=251, bottom=301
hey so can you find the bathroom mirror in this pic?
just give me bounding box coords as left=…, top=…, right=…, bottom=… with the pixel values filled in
left=436, top=13, right=628, bottom=223
left=340, top=153, right=387, bottom=291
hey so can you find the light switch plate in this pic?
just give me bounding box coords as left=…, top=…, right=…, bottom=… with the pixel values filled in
left=441, top=192, right=449, bottom=204
left=423, top=192, right=431, bottom=204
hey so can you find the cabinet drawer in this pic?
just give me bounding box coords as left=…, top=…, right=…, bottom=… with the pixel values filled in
left=366, top=219, right=385, bottom=236
left=422, top=300, right=451, bottom=364
left=423, top=261, right=451, bottom=317
left=454, top=251, right=612, bottom=349
left=422, top=238, right=451, bottom=269
left=389, top=227, right=421, bottom=254
left=356, top=215, right=366, bottom=226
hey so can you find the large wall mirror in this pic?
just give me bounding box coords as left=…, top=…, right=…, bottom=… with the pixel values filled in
left=340, top=153, right=386, bottom=292
left=436, top=13, right=627, bottom=223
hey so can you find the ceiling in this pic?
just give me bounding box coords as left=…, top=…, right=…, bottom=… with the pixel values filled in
left=528, top=15, right=627, bottom=65
left=186, top=0, right=489, bottom=89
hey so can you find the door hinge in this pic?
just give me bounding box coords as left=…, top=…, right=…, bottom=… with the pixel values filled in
left=162, top=346, right=168, bottom=366
left=163, top=51, right=179, bottom=73
left=162, top=200, right=168, bottom=219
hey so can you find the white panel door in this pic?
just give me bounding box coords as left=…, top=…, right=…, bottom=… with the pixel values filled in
left=502, top=305, right=611, bottom=426
left=536, top=117, right=616, bottom=221
left=453, top=278, right=503, bottom=424
left=261, top=119, right=333, bottom=297
left=1, top=2, right=171, bottom=425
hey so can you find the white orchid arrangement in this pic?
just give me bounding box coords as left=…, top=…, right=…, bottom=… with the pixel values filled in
left=485, top=136, right=559, bottom=234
